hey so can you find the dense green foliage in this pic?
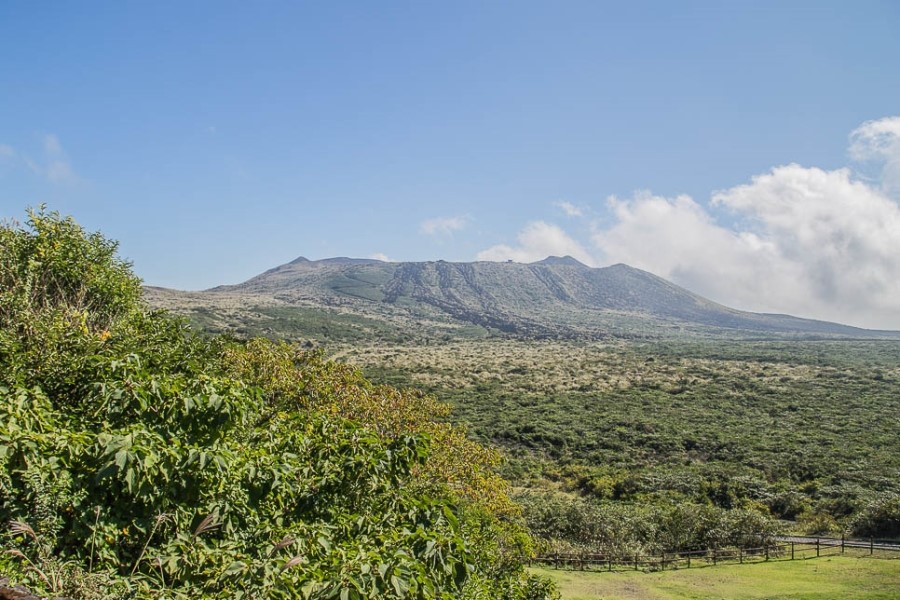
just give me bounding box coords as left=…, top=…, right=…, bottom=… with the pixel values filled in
left=0, top=209, right=556, bottom=599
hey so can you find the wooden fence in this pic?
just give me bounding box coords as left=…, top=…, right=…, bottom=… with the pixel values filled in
left=531, top=537, right=900, bottom=573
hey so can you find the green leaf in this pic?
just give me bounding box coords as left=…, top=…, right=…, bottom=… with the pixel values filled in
left=124, top=467, right=136, bottom=491
left=114, top=449, right=128, bottom=470
left=390, top=574, right=407, bottom=596
left=224, top=560, right=247, bottom=575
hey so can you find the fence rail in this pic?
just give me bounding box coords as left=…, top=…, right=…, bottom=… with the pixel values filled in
left=532, top=537, right=900, bottom=573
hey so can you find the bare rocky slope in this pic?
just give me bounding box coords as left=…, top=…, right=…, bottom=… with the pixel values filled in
left=145, top=256, right=898, bottom=341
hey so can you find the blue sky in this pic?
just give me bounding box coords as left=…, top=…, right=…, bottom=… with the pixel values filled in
left=2, top=1, right=900, bottom=328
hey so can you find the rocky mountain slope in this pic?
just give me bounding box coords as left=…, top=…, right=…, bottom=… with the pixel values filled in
left=145, top=256, right=898, bottom=341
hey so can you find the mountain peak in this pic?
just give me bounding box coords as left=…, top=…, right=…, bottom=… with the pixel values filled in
left=288, top=256, right=385, bottom=267
left=316, top=257, right=384, bottom=266
left=533, top=255, right=588, bottom=267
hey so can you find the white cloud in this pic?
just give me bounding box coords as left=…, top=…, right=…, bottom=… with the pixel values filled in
left=591, top=158, right=900, bottom=329
left=0, top=134, right=78, bottom=184
left=849, top=116, right=900, bottom=197
left=41, top=134, right=77, bottom=183
left=478, top=221, right=596, bottom=266
left=555, top=200, right=583, bottom=217
left=369, top=252, right=393, bottom=262
left=45, top=160, right=75, bottom=183
left=420, top=216, right=468, bottom=236
left=593, top=192, right=775, bottom=308
left=713, top=165, right=900, bottom=321
left=43, top=133, right=63, bottom=155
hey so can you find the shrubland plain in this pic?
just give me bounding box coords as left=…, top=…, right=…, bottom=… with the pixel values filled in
left=338, top=338, right=900, bottom=553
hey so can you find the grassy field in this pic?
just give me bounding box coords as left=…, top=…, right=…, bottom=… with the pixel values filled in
left=533, top=556, right=900, bottom=599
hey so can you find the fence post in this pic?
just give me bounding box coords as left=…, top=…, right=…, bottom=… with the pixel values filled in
left=816, top=538, right=820, bottom=558
left=765, top=544, right=769, bottom=561
left=608, top=558, right=612, bottom=572
left=634, top=554, right=639, bottom=571
left=739, top=547, right=743, bottom=564
left=871, top=538, right=874, bottom=556
left=791, top=542, right=794, bottom=561
left=841, top=533, right=845, bottom=554
left=713, top=547, right=717, bottom=566
left=687, top=553, right=691, bottom=568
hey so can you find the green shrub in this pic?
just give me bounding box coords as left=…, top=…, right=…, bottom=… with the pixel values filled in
left=516, top=489, right=779, bottom=556
left=850, top=493, right=900, bottom=539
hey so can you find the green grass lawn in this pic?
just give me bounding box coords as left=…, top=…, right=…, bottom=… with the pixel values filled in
left=533, top=556, right=900, bottom=599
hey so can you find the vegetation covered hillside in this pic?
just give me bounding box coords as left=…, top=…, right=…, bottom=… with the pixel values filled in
left=0, top=209, right=556, bottom=599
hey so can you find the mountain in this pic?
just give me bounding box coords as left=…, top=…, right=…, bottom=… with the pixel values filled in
left=144, top=256, right=898, bottom=342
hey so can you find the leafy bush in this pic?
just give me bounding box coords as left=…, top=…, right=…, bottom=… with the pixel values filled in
left=516, top=489, right=780, bottom=556
left=220, top=339, right=517, bottom=516
left=797, top=512, right=842, bottom=537
left=0, top=208, right=554, bottom=599
left=850, top=493, right=900, bottom=539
